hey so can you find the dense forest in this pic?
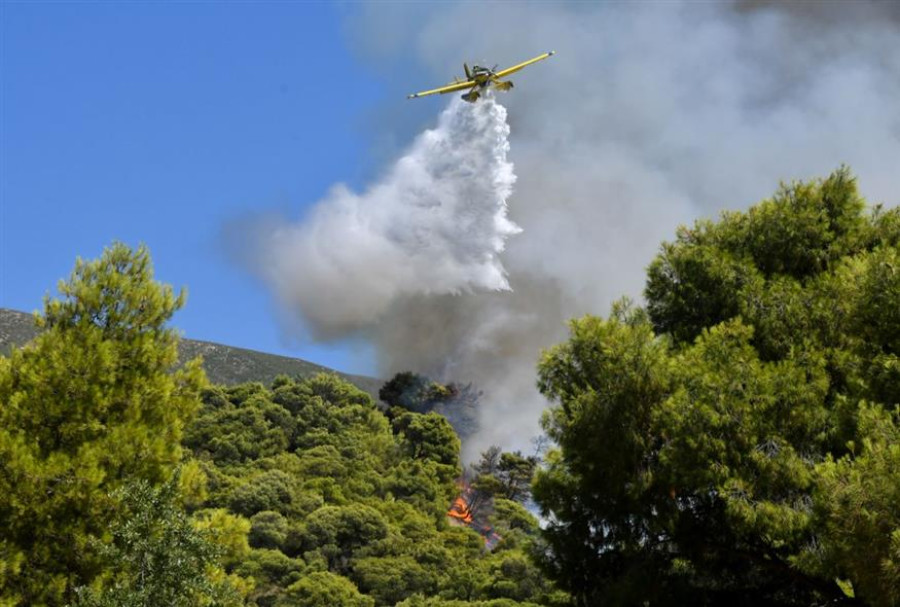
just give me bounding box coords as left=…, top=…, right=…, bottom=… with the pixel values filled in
left=1, top=168, right=899, bottom=606
left=0, top=245, right=563, bottom=607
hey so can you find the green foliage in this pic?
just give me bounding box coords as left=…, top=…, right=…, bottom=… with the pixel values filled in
left=352, top=555, right=438, bottom=605
left=303, top=505, right=388, bottom=573
left=473, top=448, right=538, bottom=503
left=182, top=371, right=562, bottom=606
left=395, top=412, right=461, bottom=468
left=72, top=473, right=241, bottom=607
left=813, top=404, right=900, bottom=607
left=490, top=500, right=538, bottom=535
left=185, top=389, right=293, bottom=465
left=646, top=229, right=762, bottom=345
left=236, top=549, right=305, bottom=606
left=250, top=511, right=290, bottom=550
left=535, top=169, right=900, bottom=606
left=275, top=571, right=372, bottom=607
left=483, top=554, right=544, bottom=602
left=0, top=243, right=206, bottom=605
left=193, top=508, right=252, bottom=568
left=534, top=311, right=673, bottom=606
left=646, top=167, right=865, bottom=346
left=229, top=470, right=295, bottom=517
left=380, top=372, right=482, bottom=441
left=395, top=597, right=543, bottom=607
left=380, top=372, right=438, bottom=412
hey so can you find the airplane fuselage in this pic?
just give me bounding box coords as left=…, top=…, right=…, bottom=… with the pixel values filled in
left=408, top=52, right=552, bottom=101
left=461, top=72, right=514, bottom=102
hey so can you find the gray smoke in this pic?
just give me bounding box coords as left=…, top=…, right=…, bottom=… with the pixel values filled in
left=251, top=1, right=900, bottom=461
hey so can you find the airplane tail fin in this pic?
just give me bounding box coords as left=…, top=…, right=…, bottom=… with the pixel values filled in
left=464, top=63, right=471, bottom=80
left=461, top=90, right=480, bottom=103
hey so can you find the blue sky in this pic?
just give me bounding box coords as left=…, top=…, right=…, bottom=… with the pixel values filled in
left=1, top=2, right=410, bottom=375
left=5, top=1, right=898, bottom=388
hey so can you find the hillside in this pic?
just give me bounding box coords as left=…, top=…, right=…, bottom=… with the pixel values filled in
left=0, top=308, right=382, bottom=397
left=0, top=245, right=559, bottom=606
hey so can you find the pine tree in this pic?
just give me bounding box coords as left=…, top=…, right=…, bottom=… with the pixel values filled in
left=535, top=169, right=900, bottom=605
left=0, top=243, right=206, bottom=605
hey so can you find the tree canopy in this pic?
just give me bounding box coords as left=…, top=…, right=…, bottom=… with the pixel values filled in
left=535, top=168, right=900, bottom=606
left=186, top=373, right=563, bottom=607
left=0, top=243, right=209, bottom=605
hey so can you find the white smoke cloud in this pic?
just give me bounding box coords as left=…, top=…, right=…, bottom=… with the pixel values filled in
left=249, top=97, right=520, bottom=338
left=245, top=1, right=900, bottom=461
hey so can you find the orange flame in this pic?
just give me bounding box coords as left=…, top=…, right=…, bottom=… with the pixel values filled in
left=448, top=495, right=473, bottom=524
left=447, top=479, right=503, bottom=549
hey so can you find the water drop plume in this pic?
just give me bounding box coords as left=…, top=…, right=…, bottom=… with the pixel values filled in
left=248, top=97, right=520, bottom=339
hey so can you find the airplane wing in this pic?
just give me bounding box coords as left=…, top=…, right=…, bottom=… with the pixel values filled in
left=408, top=80, right=475, bottom=99
left=494, top=51, right=555, bottom=79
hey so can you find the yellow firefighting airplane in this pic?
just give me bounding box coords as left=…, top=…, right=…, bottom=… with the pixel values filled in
left=407, top=51, right=555, bottom=102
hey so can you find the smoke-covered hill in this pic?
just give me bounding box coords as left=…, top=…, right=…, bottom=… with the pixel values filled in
left=0, top=308, right=382, bottom=396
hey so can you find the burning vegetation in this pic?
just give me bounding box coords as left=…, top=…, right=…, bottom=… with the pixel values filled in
left=447, top=478, right=502, bottom=550
left=446, top=446, right=540, bottom=551
left=380, top=372, right=540, bottom=551
left=448, top=491, right=473, bottom=525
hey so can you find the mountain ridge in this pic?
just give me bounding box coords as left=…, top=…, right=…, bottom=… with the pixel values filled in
left=0, top=308, right=382, bottom=397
